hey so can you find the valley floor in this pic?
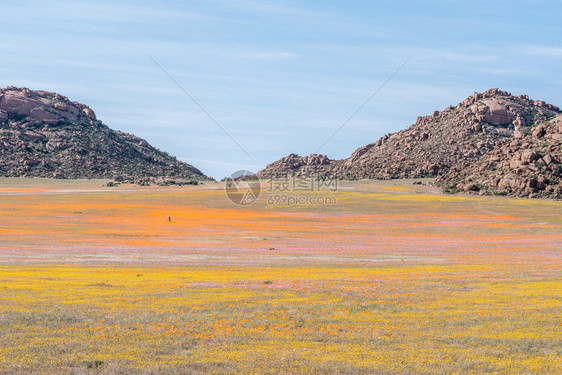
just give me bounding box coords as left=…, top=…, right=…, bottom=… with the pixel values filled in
left=0, top=179, right=560, bottom=374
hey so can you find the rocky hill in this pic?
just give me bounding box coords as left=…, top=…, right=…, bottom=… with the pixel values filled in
left=257, top=89, right=561, bottom=197
left=257, top=153, right=337, bottom=179
left=438, top=114, right=562, bottom=198
left=0, top=86, right=207, bottom=181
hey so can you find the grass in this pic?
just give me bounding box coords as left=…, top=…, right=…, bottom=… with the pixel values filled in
left=0, top=179, right=560, bottom=374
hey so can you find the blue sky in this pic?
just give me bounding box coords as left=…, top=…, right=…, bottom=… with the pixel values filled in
left=2, top=0, right=562, bottom=179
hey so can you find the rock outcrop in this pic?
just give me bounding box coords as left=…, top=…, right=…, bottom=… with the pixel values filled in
left=257, top=153, right=336, bottom=179
left=438, top=114, right=562, bottom=198
left=0, top=86, right=207, bottom=180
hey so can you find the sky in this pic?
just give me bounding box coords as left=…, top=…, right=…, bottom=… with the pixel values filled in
left=1, top=0, right=562, bottom=179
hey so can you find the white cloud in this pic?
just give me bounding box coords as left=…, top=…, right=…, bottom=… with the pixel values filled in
left=518, top=45, right=562, bottom=58
left=244, top=52, right=298, bottom=60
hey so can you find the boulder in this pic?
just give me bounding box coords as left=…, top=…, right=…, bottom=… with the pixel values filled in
left=471, top=99, right=519, bottom=125
left=46, top=138, right=68, bottom=151
left=305, top=154, right=329, bottom=165
left=30, top=107, right=60, bottom=122
left=513, top=116, right=525, bottom=127
left=83, top=108, right=96, bottom=120
left=36, top=90, right=56, bottom=98
left=53, top=102, right=67, bottom=111
left=532, top=124, right=546, bottom=138
left=520, top=150, right=540, bottom=164
left=23, top=131, right=45, bottom=140
left=0, top=91, right=40, bottom=114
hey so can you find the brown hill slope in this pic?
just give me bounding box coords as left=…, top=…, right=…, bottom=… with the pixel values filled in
left=0, top=86, right=207, bottom=180
left=257, top=89, right=561, bottom=184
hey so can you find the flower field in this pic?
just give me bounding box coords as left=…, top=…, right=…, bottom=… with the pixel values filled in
left=0, top=179, right=560, bottom=374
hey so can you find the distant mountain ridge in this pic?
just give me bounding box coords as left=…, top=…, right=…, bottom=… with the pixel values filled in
left=257, top=88, right=562, bottom=198
left=0, top=86, right=207, bottom=181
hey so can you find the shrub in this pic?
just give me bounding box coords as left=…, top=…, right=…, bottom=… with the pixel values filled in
left=466, top=184, right=480, bottom=192
left=82, top=360, right=103, bottom=369
left=8, top=113, right=26, bottom=122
